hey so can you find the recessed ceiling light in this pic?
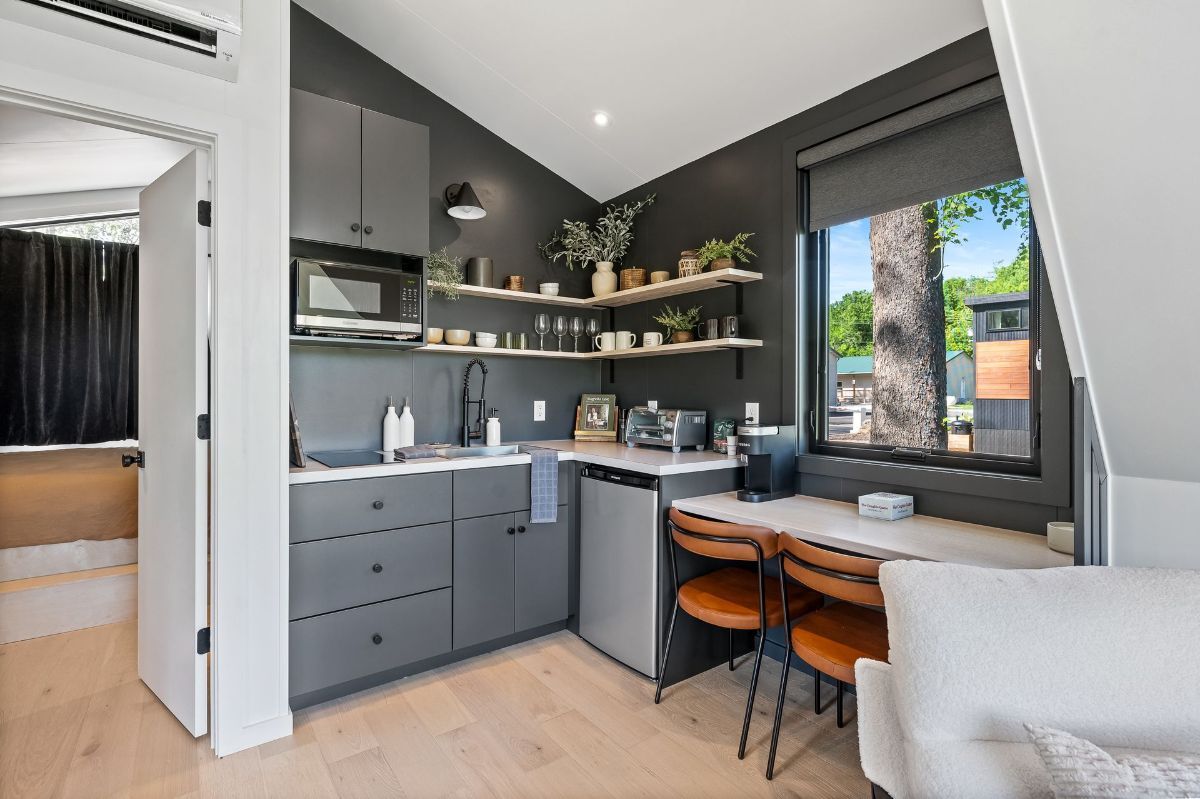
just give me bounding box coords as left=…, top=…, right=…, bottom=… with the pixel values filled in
left=592, top=111, right=610, bottom=128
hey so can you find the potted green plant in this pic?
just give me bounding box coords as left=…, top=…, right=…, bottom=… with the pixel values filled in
left=696, top=232, right=756, bottom=271
left=539, top=194, right=655, bottom=297
left=426, top=247, right=464, bottom=301
left=652, top=304, right=702, bottom=344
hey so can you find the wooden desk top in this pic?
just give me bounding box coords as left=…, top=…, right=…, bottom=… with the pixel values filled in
left=671, top=493, right=1072, bottom=569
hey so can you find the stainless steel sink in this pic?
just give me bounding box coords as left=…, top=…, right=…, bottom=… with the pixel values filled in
left=439, top=445, right=522, bottom=459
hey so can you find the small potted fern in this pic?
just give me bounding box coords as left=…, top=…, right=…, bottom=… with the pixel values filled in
left=653, top=304, right=702, bottom=344
left=697, top=232, right=756, bottom=271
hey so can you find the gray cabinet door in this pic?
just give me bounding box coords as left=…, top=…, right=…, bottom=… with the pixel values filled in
left=514, top=508, right=569, bottom=631
left=290, top=473, right=452, bottom=543
left=361, top=109, right=429, bottom=255
left=452, top=513, right=515, bottom=649
left=453, top=465, right=531, bottom=519
left=290, top=89, right=361, bottom=247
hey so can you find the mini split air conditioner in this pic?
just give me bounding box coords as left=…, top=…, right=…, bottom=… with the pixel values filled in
left=0, top=0, right=241, bottom=82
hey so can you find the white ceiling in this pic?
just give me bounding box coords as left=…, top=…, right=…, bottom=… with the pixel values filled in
left=296, top=0, right=987, bottom=200
left=0, top=103, right=194, bottom=199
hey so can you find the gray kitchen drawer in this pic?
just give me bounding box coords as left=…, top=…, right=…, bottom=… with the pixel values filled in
left=290, top=473, right=452, bottom=542
left=289, top=588, right=451, bottom=698
left=290, top=522, right=451, bottom=620
left=453, top=465, right=530, bottom=519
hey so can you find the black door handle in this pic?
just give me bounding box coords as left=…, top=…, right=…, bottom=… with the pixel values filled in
left=372, top=500, right=384, bottom=510
left=517, top=525, right=527, bottom=533
left=371, top=633, right=382, bottom=645
left=351, top=222, right=361, bottom=232
left=372, top=563, right=383, bottom=573
left=121, top=451, right=144, bottom=468
left=363, top=225, right=374, bottom=235
left=506, top=527, right=515, bottom=535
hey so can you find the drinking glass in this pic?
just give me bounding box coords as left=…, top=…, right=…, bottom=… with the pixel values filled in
left=585, top=318, right=599, bottom=351
left=569, top=317, right=584, bottom=352
left=533, top=313, right=550, bottom=350
left=552, top=315, right=567, bottom=351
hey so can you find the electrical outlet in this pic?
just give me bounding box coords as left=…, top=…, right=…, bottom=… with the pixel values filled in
left=647, top=400, right=658, bottom=410
left=745, top=402, right=759, bottom=424
left=533, top=400, right=546, bottom=421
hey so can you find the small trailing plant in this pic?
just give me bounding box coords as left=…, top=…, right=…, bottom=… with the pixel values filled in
left=652, top=304, right=702, bottom=332
left=538, top=194, right=656, bottom=270
left=426, top=247, right=463, bottom=301
left=696, top=232, right=756, bottom=269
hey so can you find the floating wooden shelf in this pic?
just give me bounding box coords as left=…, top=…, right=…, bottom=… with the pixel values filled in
left=418, top=343, right=591, bottom=360
left=415, top=338, right=762, bottom=361
left=450, top=268, right=762, bottom=309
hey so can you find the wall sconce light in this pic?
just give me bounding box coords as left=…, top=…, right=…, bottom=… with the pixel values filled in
left=444, top=182, right=486, bottom=220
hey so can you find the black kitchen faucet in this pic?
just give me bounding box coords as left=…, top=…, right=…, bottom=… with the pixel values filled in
left=461, top=358, right=488, bottom=446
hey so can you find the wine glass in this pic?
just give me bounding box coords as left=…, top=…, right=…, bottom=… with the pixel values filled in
left=569, top=317, right=584, bottom=352
left=585, top=318, right=599, bottom=351
left=533, top=313, right=550, bottom=350
left=552, top=315, right=567, bottom=351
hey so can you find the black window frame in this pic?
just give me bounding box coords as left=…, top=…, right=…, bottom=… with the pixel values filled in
left=803, top=177, right=1043, bottom=478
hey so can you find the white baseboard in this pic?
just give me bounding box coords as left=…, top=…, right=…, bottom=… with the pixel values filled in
left=0, top=538, right=137, bottom=582
left=0, top=565, right=136, bottom=644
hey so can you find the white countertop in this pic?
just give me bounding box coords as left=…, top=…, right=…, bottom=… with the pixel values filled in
left=289, top=440, right=739, bottom=484
left=672, top=492, right=1071, bottom=570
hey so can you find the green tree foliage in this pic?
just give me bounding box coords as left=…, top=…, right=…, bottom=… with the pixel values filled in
left=829, top=289, right=874, bottom=356
left=930, top=178, right=1029, bottom=257
left=31, top=217, right=139, bottom=244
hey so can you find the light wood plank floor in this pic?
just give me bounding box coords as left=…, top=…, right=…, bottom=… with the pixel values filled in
left=0, top=620, right=867, bottom=798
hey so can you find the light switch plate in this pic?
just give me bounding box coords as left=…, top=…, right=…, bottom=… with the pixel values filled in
left=648, top=400, right=658, bottom=410
left=533, top=400, right=546, bottom=421
left=745, top=402, right=759, bottom=424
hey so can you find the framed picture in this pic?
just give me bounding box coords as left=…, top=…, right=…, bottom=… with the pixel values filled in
left=574, top=393, right=618, bottom=440
left=289, top=393, right=306, bottom=468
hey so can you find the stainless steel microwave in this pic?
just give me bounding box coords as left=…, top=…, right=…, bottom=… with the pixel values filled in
left=291, top=257, right=423, bottom=340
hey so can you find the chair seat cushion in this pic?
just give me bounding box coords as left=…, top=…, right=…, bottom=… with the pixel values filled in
left=790, top=601, right=888, bottom=683
left=678, top=567, right=822, bottom=630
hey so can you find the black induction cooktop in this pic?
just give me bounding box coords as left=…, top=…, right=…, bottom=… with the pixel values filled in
left=308, top=449, right=395, bottom=468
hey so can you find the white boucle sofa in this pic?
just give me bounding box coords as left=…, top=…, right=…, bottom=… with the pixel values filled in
left=855, top=561, right=1200, bottom=798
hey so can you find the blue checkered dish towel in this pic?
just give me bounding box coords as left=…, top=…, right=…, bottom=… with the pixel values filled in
left=525, top=446, right=558, bottom=523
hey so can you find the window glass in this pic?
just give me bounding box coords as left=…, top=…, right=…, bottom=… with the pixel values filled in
left=22, top=216, right=139, bottom=244
left=822, top=178, right=1035, bottom=462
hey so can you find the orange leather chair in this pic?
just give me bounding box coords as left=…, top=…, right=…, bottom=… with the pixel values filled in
left=657, top=508, right=823, bottom=759
left=765, top=532, right=888, bottom=779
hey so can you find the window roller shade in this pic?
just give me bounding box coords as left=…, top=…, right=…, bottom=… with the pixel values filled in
left=805, top=98, right=1023, bottom=231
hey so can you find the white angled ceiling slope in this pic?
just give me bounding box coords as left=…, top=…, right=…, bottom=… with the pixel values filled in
left=296, top=0, right=987, bottom=201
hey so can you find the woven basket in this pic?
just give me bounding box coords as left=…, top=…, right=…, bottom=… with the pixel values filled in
left=678, top=250, right=702, bottom=278
left=619, top=268, right=647, bottom=290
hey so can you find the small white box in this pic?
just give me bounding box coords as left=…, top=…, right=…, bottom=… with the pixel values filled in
left=858, top=492, right=914, bottom=521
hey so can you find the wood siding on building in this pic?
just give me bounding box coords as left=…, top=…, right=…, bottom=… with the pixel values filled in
left=975, top=340, right=1031, bottom=400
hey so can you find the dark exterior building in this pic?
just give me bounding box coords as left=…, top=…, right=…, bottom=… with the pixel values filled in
left=966, top=292, right=1031, bottom=457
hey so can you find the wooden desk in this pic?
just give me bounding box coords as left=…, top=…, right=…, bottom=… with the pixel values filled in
left=671, top=493, right=1071, bottom=569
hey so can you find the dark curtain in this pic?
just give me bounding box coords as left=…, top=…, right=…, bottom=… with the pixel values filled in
left=0, top=228, right=138, bottom=445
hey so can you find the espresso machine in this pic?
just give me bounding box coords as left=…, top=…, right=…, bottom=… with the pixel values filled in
left=735, top=424, right=796, bottom=502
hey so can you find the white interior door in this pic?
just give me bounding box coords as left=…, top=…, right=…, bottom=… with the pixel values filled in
left=136, top=148, right=210, bottom=737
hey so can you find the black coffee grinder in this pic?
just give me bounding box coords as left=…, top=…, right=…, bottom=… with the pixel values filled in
left=735, top=424, right=796, bottom=502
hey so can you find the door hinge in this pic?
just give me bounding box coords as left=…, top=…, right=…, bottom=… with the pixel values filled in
left=197, top=200, right=212, bottom=227
left=197, top=413, right=211, bottom=440
left=197, top=627, right=211, bottom=655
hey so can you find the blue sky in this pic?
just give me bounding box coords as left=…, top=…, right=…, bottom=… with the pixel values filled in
left=828, top=200, right=1025, bottom=300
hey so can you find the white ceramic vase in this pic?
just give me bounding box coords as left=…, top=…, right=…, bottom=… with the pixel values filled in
left=591, top=261, right=618, bottom=297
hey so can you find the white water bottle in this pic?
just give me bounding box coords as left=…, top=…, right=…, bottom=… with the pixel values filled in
left=382, top=396, right=401, bottom=451
left=486, top=408, right=501, bottom=447
left=398, top=397, right=415, bottom=448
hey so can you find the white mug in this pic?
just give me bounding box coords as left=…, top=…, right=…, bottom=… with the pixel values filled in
left=643, top=331, right=664, bottom=347
left=594, top=331, right=616, bottom=352
left=615, top=331, right=638, bottom=350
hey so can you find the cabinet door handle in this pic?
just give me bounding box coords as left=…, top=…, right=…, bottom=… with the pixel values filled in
left=517, top=525, right=527, bottom=533
left=350, top=222, right=361, bottom=232
left=372, top=500, right=384, bottom=510
left=371, top=633, right=383, bottom=645
left=506, top=527, right=516, bottom=535
left=372, top=563, right=383, bottom=573
left=363, top=225, right=374, bottom=235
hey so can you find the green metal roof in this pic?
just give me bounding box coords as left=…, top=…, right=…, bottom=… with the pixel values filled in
left=836, top=351, right=965, bottom=375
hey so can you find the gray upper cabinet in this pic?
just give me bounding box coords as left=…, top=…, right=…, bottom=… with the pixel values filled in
left=514, top=510, right=569, bottom=632
left=290, top=89, right=362, bottom=247
left=361, top=108, right=429, bottom=255
left=290, top=88, right=430, bottom=255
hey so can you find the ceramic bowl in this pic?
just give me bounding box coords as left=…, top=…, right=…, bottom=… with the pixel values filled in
left=1046, top=522, right=1074, bottom=555
left=474, top=332, right=498, bottom=348
left=426, top=327, right=444, bottom=344
left=445, top=329, right=471, bottom=346
left=538, top=283, right=560, bottom=296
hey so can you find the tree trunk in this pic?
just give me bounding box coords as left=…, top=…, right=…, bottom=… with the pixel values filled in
left=869, top=203, right=947, bottom=449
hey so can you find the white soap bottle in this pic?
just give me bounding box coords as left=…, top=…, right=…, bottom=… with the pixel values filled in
left=398, top=396, right=415, bottom=448
left=485, top=408, right=501, bottom=447
left=382, top=396, right=401, bottom=451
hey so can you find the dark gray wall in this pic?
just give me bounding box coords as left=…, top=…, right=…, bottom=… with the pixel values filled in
left=601, top=31, right=1073, bottom=533
left=290, top=5, right=601, bottom=450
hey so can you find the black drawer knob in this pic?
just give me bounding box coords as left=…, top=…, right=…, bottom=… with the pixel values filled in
left=517, top=525, right=527, bottom=533
left=506, top=526, right=516, bottom=535
left=351, top=222, right=361, bottom=232
left=371, top=633, right=383, bottom=645
left=372, top=562, right=383, bottom=573
left=372, top=500, right=384, bottom=510
left=363, top=225, right=374, bottom=235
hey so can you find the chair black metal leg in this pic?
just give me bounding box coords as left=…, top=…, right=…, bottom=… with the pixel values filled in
left=765, top=651, right=793, bottom=779
left=737, top=630, right=767, bottom=759
left=813, top=668, right=822, bottom=714
left=728, top=628, right=735, bottom=670
left=654, top=599, right=680, bottom=705
left=836, top=680, right=845, bottom=728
